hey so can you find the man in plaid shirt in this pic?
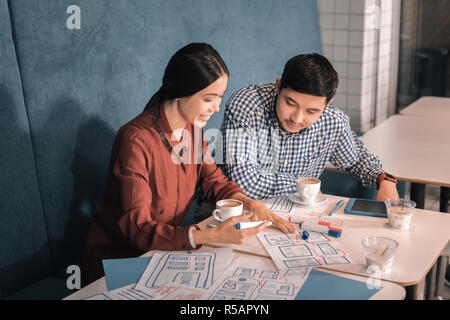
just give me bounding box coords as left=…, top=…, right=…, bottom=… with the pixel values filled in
left=221, top=53, right=399, bottom=201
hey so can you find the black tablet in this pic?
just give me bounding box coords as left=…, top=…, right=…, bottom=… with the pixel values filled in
left=344, top=198, right=387, bottom=218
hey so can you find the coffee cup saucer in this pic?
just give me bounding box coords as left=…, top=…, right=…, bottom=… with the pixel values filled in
left=207, top=209, right=251, bottom=228
left=207, top=218, right=222, bottom=228
left=288, top=192, right=328, bottom=206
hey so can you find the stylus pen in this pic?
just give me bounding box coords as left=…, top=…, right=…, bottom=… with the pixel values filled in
left=235, top=221, right=273, bottom=229
left=328, top=200, right=345, bottom=216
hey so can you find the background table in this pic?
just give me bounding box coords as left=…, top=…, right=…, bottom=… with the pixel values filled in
left=65, top=251, right=405, bottom=300
left=398, top=96, right=450, bottom=212
left=198, top=194, right=450, bottom=298
left=399, top=96, right=450, bottom=117
left=360, top=115, right=450, bottom=212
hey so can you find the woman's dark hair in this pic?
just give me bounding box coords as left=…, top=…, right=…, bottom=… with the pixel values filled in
left=279, top=53, right=338, bottom=103
left=144, top=43, right=229, bottom=112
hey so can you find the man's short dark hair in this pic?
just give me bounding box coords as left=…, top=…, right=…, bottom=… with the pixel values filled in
left=280, top=53, right=338, bottom=103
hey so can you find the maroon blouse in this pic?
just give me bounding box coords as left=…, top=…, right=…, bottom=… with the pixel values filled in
left=80, top=107, right=242, bottom=286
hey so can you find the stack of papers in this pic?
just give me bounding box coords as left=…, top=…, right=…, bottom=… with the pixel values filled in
left=82, top=247, right=232, bottom=300
left=82, top=248, right=312, bottom=301
left=80, top=198, right=381, bottom=300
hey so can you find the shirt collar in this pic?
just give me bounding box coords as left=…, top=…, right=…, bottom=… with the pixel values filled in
left=158, top=105, right=174, bottom=134
left=157, top=105, right=193, bottom=147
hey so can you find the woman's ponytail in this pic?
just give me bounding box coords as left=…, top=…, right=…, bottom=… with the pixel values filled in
left=144, top=87, right=165, bottom=112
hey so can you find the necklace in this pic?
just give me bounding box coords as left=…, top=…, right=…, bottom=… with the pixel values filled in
left=149, top=108, right=184, bottom=165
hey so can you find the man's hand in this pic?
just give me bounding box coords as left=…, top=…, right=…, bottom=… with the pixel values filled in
left=376, top=180, right=399, bottom=201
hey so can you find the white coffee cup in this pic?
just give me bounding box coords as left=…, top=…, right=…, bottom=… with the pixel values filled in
left=296, top=178, right=321, bottom=203
left=212, top=199, right=243, bottom=222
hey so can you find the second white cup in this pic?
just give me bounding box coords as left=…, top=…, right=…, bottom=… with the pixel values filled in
left=212, top=199, right=243, bottom=222
left=296, top=177, right=321, bottom=203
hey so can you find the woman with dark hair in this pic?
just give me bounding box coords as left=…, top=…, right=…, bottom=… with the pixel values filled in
left=80, top=43, right=293, bottom=286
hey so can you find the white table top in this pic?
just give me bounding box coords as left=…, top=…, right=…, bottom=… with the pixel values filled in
left=198, top=194, right=450, bottom=286
left=400, top=96, right=450, bottom=117
left=360, top=115, right=450, bottom=186
left=65, top=251, right=405, bottom=300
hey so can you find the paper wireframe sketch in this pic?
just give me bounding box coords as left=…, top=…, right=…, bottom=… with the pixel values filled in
left=85, top=282, right=193, bottom=301
left=257, top=226, right=352, bottom=271
left=80, top=283, right=159, bottom=300
left=81, top=292, right=115, bottom=300
left=109, top=282, right=200, bottom=300
left=200, top=256, right=310, bottom=300
left=108, top=283, right=157, bottom=300
left=135, top=247, right=233, bottom=293
left=270, top=197, right=294, bottom=213
left=162, top=286, right=205, bottom=300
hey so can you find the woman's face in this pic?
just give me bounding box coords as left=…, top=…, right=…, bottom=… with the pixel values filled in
left=177, top=74, right=228, bottom=128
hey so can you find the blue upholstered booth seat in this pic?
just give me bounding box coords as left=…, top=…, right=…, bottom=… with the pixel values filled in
left=5, top=278, right=72, bottom=300
left=320, top=170, right=409, bottom=200
left=1, top=0, right=322, bottom=298
left=0, top=0, right=53, bottom=298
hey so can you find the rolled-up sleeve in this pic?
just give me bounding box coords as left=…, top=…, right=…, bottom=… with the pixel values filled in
left=330, top=119, right=384, bottom=187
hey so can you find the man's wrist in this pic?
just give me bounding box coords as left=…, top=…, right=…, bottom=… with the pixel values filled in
left=377, top=173, right=397, bottom=189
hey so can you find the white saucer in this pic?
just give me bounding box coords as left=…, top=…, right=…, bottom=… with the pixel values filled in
left=288, top=192, right=328, bottom=207
left=207, top=218, right=222, bottom=228
left=206, top=210, right=251, bottom=228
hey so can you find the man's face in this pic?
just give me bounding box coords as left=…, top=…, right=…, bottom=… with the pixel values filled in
left=275, top=78, right=329, bottom=133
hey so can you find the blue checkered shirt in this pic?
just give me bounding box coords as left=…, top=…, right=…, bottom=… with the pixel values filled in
left=220, top=83, right=384, bottom=200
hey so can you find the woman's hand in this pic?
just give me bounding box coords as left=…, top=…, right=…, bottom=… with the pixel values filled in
left=193, top=205, right=294, bottom=247
left=229, top=192, right=295, bottom=234
left=214, top=212, right=271, bottom=244
left=247, top=200, right=295, bottom=234
left=193, top=212, right=271, bottom=246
